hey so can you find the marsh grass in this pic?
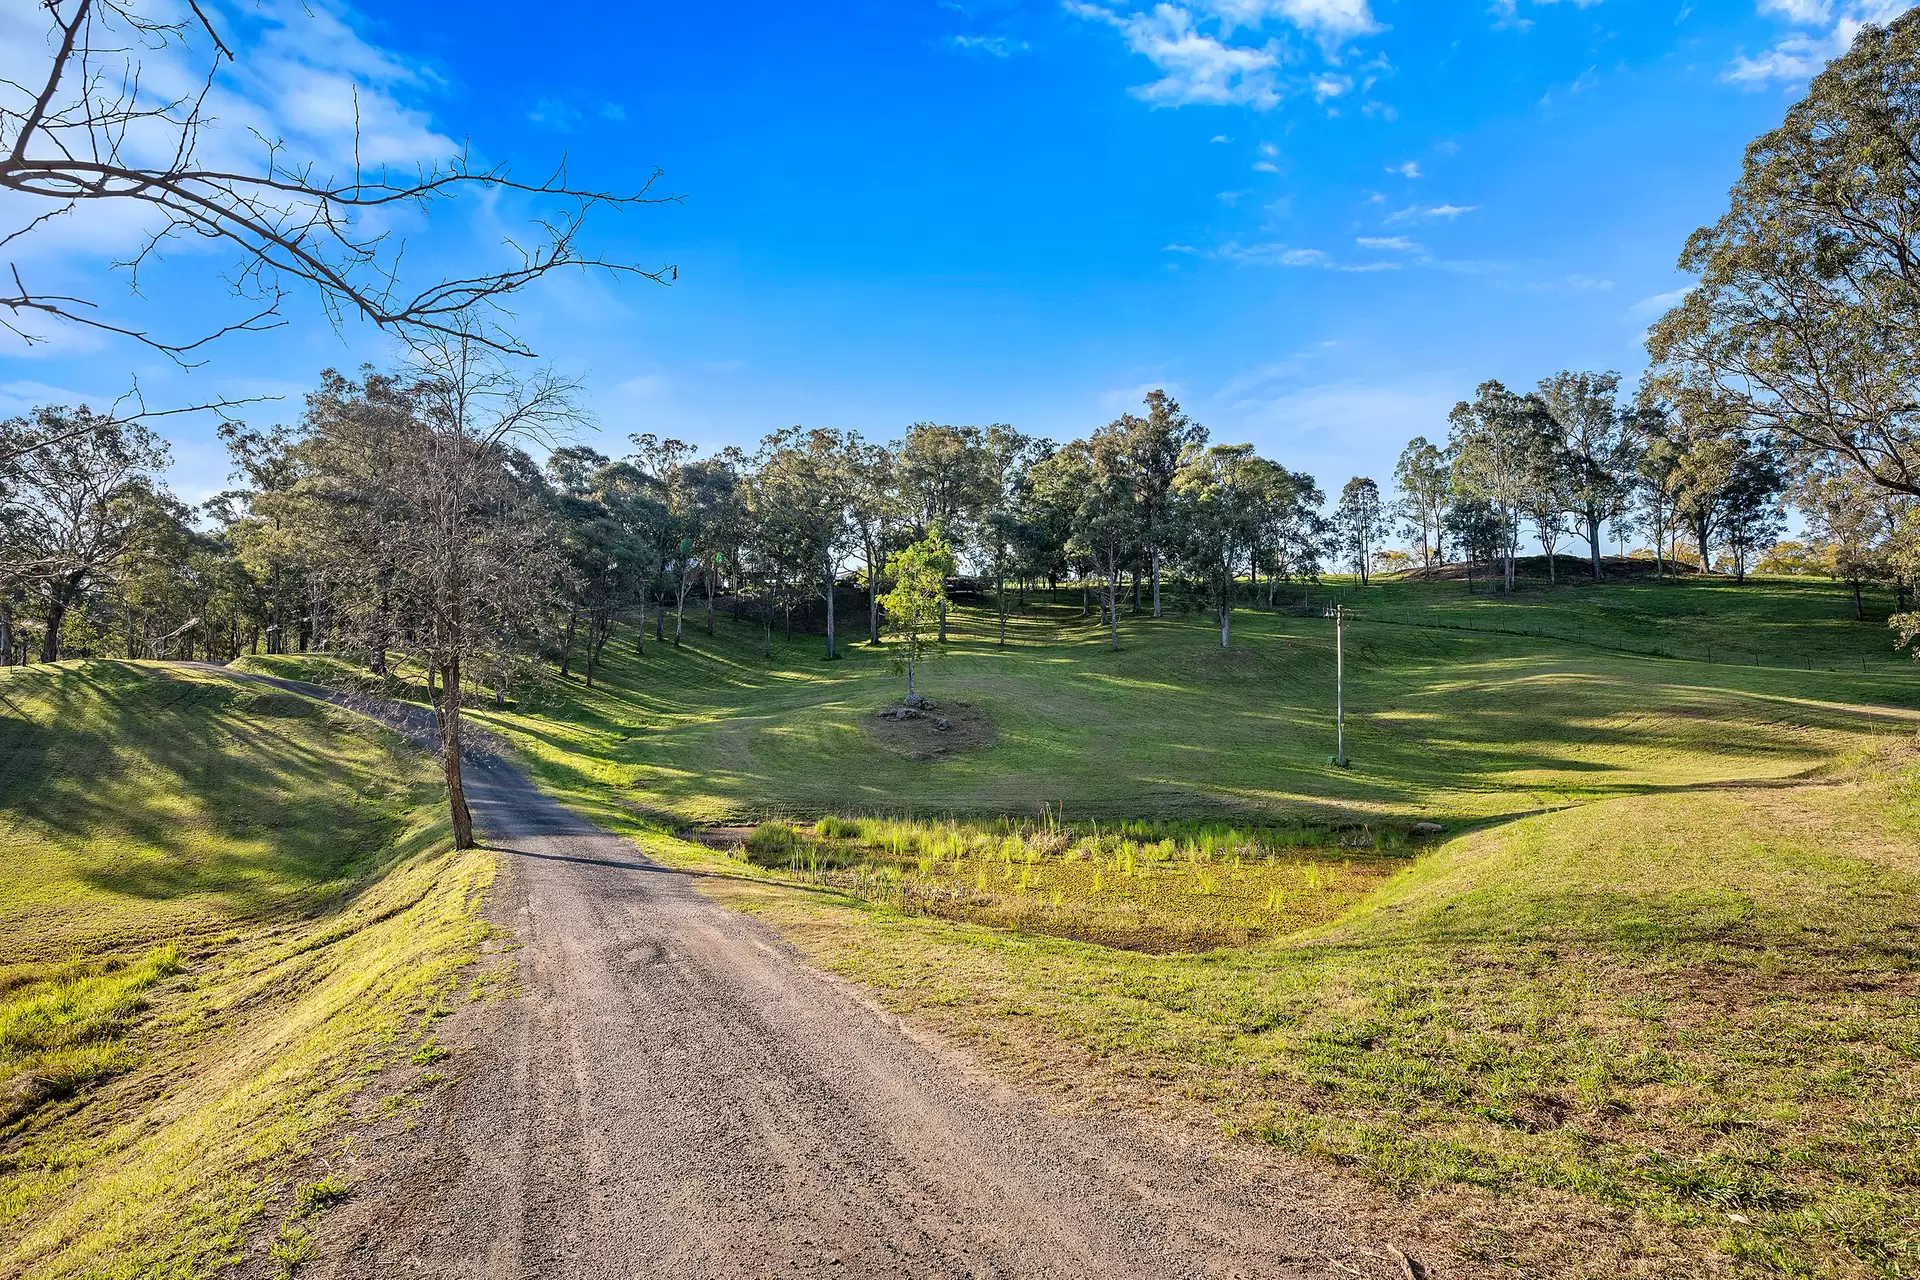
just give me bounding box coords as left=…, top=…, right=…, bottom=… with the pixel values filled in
left=731, top=815, right=1411, bottom=951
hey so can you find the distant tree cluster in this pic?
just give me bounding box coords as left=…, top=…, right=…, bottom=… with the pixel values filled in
left=1379, top=369, right=1789, bottom=592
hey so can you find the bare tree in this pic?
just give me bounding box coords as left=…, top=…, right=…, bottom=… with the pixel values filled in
left=1, top=0, right=674, bottom=455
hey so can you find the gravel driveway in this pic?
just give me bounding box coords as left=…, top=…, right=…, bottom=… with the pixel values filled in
left=208, top=667, right=1417, bottom=1280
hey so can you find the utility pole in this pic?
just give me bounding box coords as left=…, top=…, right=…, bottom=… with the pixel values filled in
left=1326, top=602, right=1348, bottom=768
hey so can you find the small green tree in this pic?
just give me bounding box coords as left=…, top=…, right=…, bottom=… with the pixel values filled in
left=880, top=533, right=953, bottom=700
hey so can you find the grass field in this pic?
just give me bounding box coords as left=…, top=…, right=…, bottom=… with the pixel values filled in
left=0, top=661, right=494, bottom=1280
left=234, top=572, right=1920, bottom=1277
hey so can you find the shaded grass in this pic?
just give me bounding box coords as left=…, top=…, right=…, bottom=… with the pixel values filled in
left=0, top=661, right=493, bottom=1280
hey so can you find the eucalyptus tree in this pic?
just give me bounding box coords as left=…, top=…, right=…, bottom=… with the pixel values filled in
left=880, top=534, right=954, bottom=701
left=1798, top=466, right=1902, bottom=618
left=1053, top=435, right=1140, bottom=647
left=1538, top=371, right=1638, bottom=580
left=896, top=423, right=996, bottom=640
left=1171, top=445, right=1265, bottom=647
left=1646, top=11, right=1920, bottom=497
left=1332, top=476, right=1389, bottom=585
left=0, top=407, right=169, bottom=660
left=1718, top=447, right=1787, bottom=583
left=545, top=448, right=658, bottom=684
left=1448, top=381, right=1547, bottom=592
left=842, top=436, right=901, bottom=645
left=630, top=434, right=737, bottom=647
left=1444, top=497, right=1506, bottom=594
left=1392, top=437, right=1449, bottom=575
left=1519, top=432, right=1574, bottom=584
left=1116, top=390, right=1208, bottom=617
left=980, top=426, right=1051, bottom=646
left=754, top=427, right=857, bottom=660
left=1024, top=444, right=1091, bottom=607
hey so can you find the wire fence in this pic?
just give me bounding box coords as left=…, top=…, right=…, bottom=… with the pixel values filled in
left=1274, top=598, right=1915, bottom=676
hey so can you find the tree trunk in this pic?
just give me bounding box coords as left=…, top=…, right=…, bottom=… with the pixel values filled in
left=440, top=657, right=475, bottom=850
left=1219, top=578, right=1231, bottom=649
left=1589, top=513, right=1603, bottom=581
left=41, top=597, right=66, bottom=661
left=938, top=598, right=947, bottom=643
left=868, top=547, right=882, bottom=644
left=706, top=565, right=716, bottom=636
left=997, top=572, right=1007, bottom=647
left=1107, top=570, right=1120, bottom=650
left=825, top=561, right=837, bottom=660
left=559, top=606, right=578, bottom=677
left=635, top=597, right=646, bottom=654
left=1151, top=547, right=1162, bottom=617
left=1853, top=578, right=1865, bottom=621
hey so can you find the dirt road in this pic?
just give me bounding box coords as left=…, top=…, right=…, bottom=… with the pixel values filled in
left=218, top=669, right=1414, bottom=1279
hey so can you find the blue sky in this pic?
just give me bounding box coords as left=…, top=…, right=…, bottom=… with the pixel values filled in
left=1, top=0, right=1910, bottom=508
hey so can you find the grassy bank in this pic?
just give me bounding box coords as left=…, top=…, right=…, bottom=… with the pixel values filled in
left=0, top=661, right=494, bottom=1279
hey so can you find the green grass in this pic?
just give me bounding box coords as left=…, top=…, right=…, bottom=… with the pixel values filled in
left=239, top=575, right=1920, bottom=1277
left=248, top=577, right=1920, bottom=830
left=0, top=661, right=495, bottom=1279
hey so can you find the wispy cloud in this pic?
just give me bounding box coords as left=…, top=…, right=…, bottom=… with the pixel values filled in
left=949, top=33, right=1032, bottom=56
left=1065, top=0, right=1381, bottom=110
left=1215, top=241, right=1400, bottom=270
left=1357, top=235, right=1417, bottom=250
left=1725, top=0, right=1909, bottom=86
left=528, top=97, right=581, bottom=130
left=1386, top=202, right=1479, bottom=223
left=1387, top=160, right=1421, bottom=178
left=1630, top=287, right=1689, bottom=318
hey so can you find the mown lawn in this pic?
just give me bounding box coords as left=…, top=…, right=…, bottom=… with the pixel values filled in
left=0, top=661, right=494, bottom=1280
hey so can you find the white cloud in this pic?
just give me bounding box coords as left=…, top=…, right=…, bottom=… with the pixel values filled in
left=1357, top=235, right=1417, bottom=249
left=950, top=33, right=1032, bottom=56
left=1630, top=287, right=1690, bottom=317
left=1204, top=0, right=1377, bottom=41
left=1067, top=0, right=1383, bottom=110
left=1067, top=3, right=1286, bottom=108
left=1726, top=0, right=1911, bottom=87
left=1386, top=202, right=1479, bottom=222
left=1211, top=133, right=1233, bottom=141
left=1214, top=241, right=1399, bottom=270
left=1388, top=160, right=1421, bottom=177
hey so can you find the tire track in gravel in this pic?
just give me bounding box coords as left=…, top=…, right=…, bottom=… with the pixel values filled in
left=196, top=665, right=1423, bottom=1280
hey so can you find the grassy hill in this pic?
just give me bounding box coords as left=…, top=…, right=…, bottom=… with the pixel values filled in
left=0, top=662, right=493, bottom=1280
left=237, top=573, right=1920, bottom=1277
left=248, top=573, right=1920, bottom=829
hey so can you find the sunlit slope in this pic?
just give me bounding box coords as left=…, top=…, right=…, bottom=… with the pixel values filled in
left=421, top=587, right=1920, bottom=825
left=0, top=662, right=490, bottom=1280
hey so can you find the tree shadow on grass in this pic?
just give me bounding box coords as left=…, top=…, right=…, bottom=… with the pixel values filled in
left=2, top=664, right=424, bottom=929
